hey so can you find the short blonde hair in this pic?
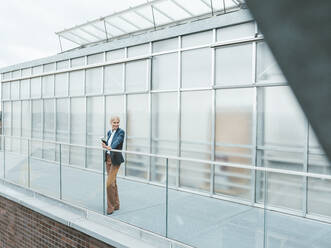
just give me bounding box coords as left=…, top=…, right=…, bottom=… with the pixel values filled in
left=110, top=116, right=120, bottom=123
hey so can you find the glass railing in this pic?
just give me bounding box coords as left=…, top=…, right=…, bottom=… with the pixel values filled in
left=0, top=135, right=331, bottom=248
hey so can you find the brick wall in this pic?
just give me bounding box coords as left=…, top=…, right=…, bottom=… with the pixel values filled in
left=0, top=195, right=115, bottom=248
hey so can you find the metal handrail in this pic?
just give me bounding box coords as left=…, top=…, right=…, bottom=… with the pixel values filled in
left=2, top=134, right=331, bottom=180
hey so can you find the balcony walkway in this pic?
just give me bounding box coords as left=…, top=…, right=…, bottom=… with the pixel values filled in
left=2, top=152, right=331, bottom=248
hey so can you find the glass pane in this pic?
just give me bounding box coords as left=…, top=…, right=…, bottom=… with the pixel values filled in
left=12, top=101, right=21, bottom=137
left=182, top=30, right=212, bottom=48
left=153, top=37, right=178, bottom=53
left=182, top=48, right=212, bottom=88
left=69, top=70, right=84, bottom=96
left=87, top=53, right=104, bottom=64
left=128, top=43, right=149, bottom=57
left=11, top=81, right=20, bottom=100
left=308, top=177, right=331, bottom=217
left=43, top=63, right=55, bottom=72
left=181, top=91, right=212, bottom=191
left=12, top=70, right=20, bottom=78
left=3, top=102, right=11, bottom=136
left=217, top=22, right=255, bottom=41
left=20, top=79, right=29, bottom=99
left=42, top=75, right=54, bottom=97
left=2, top=82, right=10, bottom=100
left=215, top=44, right=253, bottom=85
left=86, top=67, right=102, bottom=94
left=106, top=49, right=125, bottom=61
left=151, top=92, right=178, bottom=184
left=31, top=77, right=41, bottom=98
left=256, top=41, right=286, bottom=83
left=86, top=96, right=104, bottom=170
left=2, top=72, right=11, bottom=80
left=55, top=73, right=68, bottom=97
left=44, top=99, right=55, bottom=160
left=70, top=97, right=86, bottom=166
left=57, top=60, right=69, bottom=70
left=21, top=100, right=31, bottom=137
left=32, top=65, right=43, bottom=75
left=22, top=68, right=31, bottom=77
left=104, top=64, right=123, bottom=93
left=126, top=94, right=149, bottom=179
left=56, top=98, right=69, bottom=142
left=126, top=60, right=148, bottom=92
left=152, top=53, right=178, bottom=90
left=71, top=57, right=85, bottom=68
left=262, top=86, right=306, bottom=148
left=32, top=100, right=42, bottom=139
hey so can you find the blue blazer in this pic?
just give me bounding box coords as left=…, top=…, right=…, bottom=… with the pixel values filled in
left=106, top=128, right=125, bottom=165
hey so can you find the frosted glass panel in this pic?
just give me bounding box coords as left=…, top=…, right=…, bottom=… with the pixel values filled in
left=104, top=64, right=123, bottom=93
left=217, top=22, right=255, bottom=41
left=128, top=43, right=149, bottom=57
left=126, top=60, right=148, bottom=92
left=12, top=101, right=21, bottom=136
left=87, top=53, right=104, bottom=64
left=105, top=95, right=125, bottom=133
left=126, top=94, right=149, bottom=179
left=86, top=67, right=102, bottom=94
left=153, top=38, right=178, bottom=53
left=2, top=72, right=11, bottom=80
left=2, top=83, right=10, bottom=100
left=69, top=70, right=84, bottom=96
left=3, top=102, right=11, bottom=136
left=31, top=77, right=41, bottom=98
left=152, top=53, right=178, bottom=90
left=22, top=100, right=31, bottom=137
left=20, top=80, right=29, bottom=99
left=44, top=63, right=55, bottom=72
left=71, top=57, right=85, bottom=68
left=106, top=49, right=125, bottom=61
left=55, top=73, right=68, bottom=97
left=215, top=43, right=252, bottom=85
left=56, top=98, right=69, bottom=143
left=182, top=48, right=212, bottom=88
left=257, top=42, right=286, bottom=83
left=32, top=100, right=42, bottom=139
left=11, top=81, right=19, bottom=100
left=57, top=60, right=69, bottom=70
left=32, top=66, right=43, bottom=75
left=182, top=31, right=212, bottom=48
left=262, top=86, right=306, bottom=148
left=12, top=70, right=20, bottom=78
left=44, top=99, right=55, bottom=140
left=22, top=68, right=31, bottom=77
left=42, top=75, right=54, bottom=97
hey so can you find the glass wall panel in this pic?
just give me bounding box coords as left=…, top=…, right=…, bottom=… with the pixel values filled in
left=151, top=92, right=178, bottom=184
left=152, top=37, right=178, bottom=53
left=71, top=57, right=85, bottom=68
left=106, top=49, right=125, bottom=61
left=20, top=79, right=29, bottom=99
left=256, top=41, right=286, bottom=83
left=216, top=22, right=255, bottom=41
left=69, top=70, right=84, bottom=96
left=55, top=73, right=68, bottom=97
left=3, top=102, right=11, bottom=136
left=11, top=101, right=21, bottom=152
left=43, top=99, right=55, bottom=160
left=32, top=100, right=42, bottom=158
left=126, top=94, right=149, bottom=179
left=182, top=30, right=212, bottom=48
left=180, top=91, right=212, bottom=191
left=128, top=43, right=149, bottom=57
left=182, top=48, right=211, bottom=88
left=104, top=64, right=123, bottom=93
left=215, top=88, right=254, bottom=199
left=30, top=77, right=41, bottom=98
left=42, top=75, right=54, bottom=97
left=86, top=67, right=102, bottom=94
left=87, top=53, right=104, bottom=64
left=126, top=60, right=148, bottom=92
left=43, top=63, right=55, bottom=72
left=56, top=60, right=69, bottom=70
left=12, top=70, right=20, bottom=78
left=22, top=68, right=31, bottom=77
left=21, top=100, right=31, bottom=137
left=152, top=53, right=178, bottom=90
left=32, top=65, right=43, bottom=75
left=86, top=96, right=104, bottom=170
left=2, top=72, right=11, bottom=80
left=215, top=44, right=252, bottom=85
left=2, top=82, right=10, bottom=100
left=70, top=97, right=86, bottom=166
left=56, top=98, right=69, bottom=164
left=11, top=81, right=19, bottom=100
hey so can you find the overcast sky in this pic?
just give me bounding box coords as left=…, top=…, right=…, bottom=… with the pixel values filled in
left=0, top=0, right=146, bottom=69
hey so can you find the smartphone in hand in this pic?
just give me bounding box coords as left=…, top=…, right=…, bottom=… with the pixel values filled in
left=100, top=138, right=107, bottom=144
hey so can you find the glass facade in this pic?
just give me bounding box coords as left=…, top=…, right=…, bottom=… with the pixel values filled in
left=1, top=20, right=330, bottom=224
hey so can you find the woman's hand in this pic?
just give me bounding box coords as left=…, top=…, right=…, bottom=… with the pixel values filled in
left=101, top=143, right=111, bottom=150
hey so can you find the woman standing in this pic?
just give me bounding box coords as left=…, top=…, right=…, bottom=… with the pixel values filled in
left=102, top=116, right=125, bottom=215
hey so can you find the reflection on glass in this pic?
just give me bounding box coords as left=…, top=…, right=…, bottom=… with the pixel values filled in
left=21, top=100, right=31, bottom=137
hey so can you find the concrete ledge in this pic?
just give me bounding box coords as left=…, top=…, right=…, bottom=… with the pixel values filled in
left=0, top=179, right=191, bottom=248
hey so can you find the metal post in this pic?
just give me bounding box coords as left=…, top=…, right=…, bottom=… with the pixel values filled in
left=28, top=139, right=31, bottom=188
left=3, top=137, right=5, bottom=179
left=103, top=151, right=106, bottom=215
left=59, top=144, right=62, bottom=200
left=263, top=168, right=268, bottom=248
left=165, top=158, right=169, bottom=238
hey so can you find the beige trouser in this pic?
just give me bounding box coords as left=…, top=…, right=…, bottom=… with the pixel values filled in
left=106, top=154, right=120, bottom=213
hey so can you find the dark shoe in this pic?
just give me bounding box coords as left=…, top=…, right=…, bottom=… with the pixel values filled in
left=107, top=211, right=113, bottom=215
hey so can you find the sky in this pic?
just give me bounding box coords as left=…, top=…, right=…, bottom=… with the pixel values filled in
left=0, top=0, right=146, bottom=69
